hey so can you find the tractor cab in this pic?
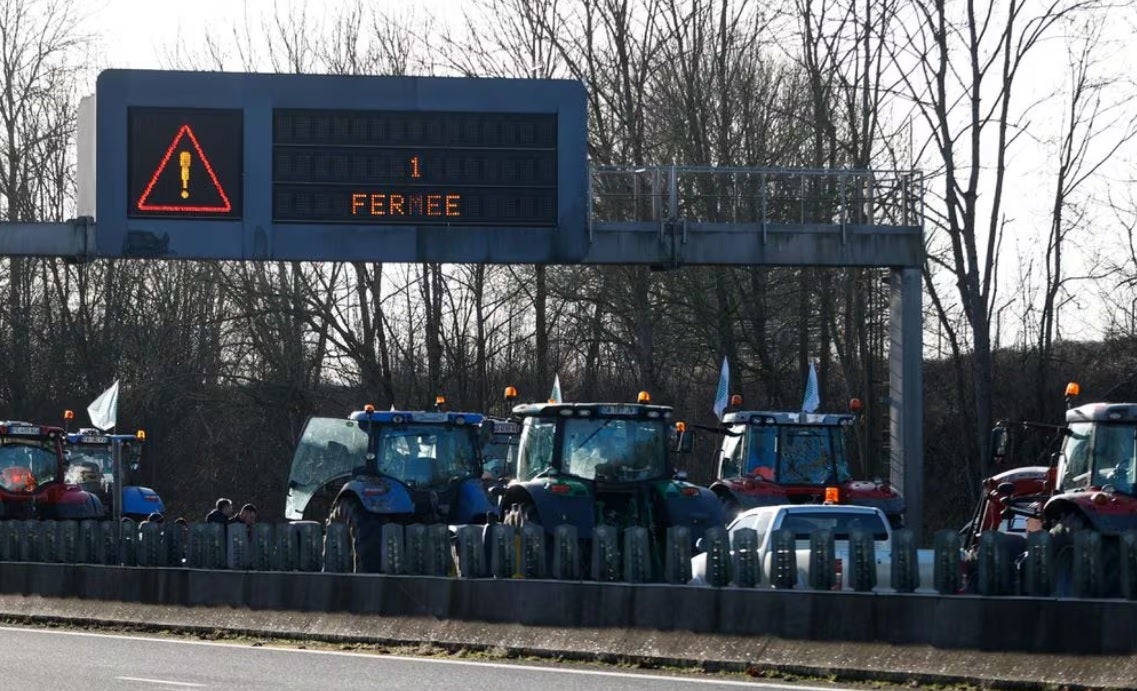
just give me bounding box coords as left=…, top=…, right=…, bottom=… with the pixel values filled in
left=976, top=383, right=1137, bottom=539
left=62, top=427, right=164, bottom=520
left=1041, top=401, right=1137, bottom=533
left=499, top=391, right=722, bottom=553
left=285, top=404, right=497, bottom=526
left=0, top=422, right=103, bottom=520
left=710, top=407, right=904, bottom=526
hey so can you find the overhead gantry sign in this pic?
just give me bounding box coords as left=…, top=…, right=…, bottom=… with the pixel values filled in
left=93, top=69, right=587, bottom=262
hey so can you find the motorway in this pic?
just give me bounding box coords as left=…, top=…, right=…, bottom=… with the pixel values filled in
left=0, top=626, right=866, bottom=691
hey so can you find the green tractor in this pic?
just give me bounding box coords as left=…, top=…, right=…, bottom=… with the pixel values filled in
left=498, top=391, right=723, bottom=575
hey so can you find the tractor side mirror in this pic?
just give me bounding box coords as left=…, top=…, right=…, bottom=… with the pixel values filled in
left=990, top=426, right=1008, bottom=465
left=675, top=429, right=695, bottom=453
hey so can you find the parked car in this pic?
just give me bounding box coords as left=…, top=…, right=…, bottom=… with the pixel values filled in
left=690, top=503, right=934, bottom=590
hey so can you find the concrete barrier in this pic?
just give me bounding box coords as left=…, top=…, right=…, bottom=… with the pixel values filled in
left=1, top=562, right=1137, bottom=655
left=14, top=520, right=1137, bottom=600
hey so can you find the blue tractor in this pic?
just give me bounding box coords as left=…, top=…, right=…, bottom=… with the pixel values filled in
left=285, top=404, right=498, bottom=572
left=498, top=392, right=723, bottom=572
left=63, top=425, right=165, bottom=521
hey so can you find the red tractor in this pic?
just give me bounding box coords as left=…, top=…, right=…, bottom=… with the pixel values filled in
left=964, top=383, right=1137, bottom=593
left=0, top=421, right=104, bottom=520
left=708, top=396, right=904, bottom=526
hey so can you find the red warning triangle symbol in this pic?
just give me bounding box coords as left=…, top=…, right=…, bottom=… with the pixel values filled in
left=136, top=124, right=233, bottom=213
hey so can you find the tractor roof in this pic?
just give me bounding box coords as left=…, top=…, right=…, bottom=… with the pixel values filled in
left=347, top=410, right=485, bottom=426
left=1066, top=402, right=1137, bottom=424
left=722, top=410, right=854, bottom=426
left=0, top=422, right=63, bottom=437
left=65, top=431, right=141, bottom=444
left=511, top=402, right=673, bottom=419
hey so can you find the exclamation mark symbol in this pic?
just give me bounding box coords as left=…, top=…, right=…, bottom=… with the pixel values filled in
left=179, top=151, right=191, bottom=199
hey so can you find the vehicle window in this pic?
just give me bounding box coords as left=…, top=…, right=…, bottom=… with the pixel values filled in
left=0, top=441, right=59, bottom=492
left=745, top=427, right=776, bottom=480
left=65, top=448, right=111, bottom=483
left=777, top=510, right=889, bottom=541
left=562, top=418, right=667, bottom=482
left=376, top=424, right=478, bottom=487
left=727, top=513, right=757, bottom=535
left=778, top=427, right=833, bottom=484
left=481, top=437, right=516, bottom=479
left=518, top=419, right=556, bottom=481
left=752, top=511, right=774, bottom=547
left=289, top=417, right=368, bottom=494
left=1091, top=423, right=1137, bottom=494
left=720, top=431, right=743, bottom=478
left=1061, top=422, right=1092, bottom=488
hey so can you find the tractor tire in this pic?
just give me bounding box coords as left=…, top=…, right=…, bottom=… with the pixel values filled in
left=328, top=496, right=383, bottom=573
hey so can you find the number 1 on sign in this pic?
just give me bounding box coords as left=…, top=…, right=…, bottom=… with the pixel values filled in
left=410, top=156, right=421, bottom=179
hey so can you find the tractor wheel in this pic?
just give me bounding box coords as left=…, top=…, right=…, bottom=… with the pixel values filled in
left=328, top=496, right=383, bottom=573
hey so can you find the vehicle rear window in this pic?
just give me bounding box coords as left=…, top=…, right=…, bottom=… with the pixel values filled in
left=778, top=511, right=888, bottom=540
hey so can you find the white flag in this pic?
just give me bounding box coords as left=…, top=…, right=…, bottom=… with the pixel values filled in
left=88, top=380, right=120, bottom=431
left=802, top=361, right=820, bottom=413
left=550, top=374, right=563, bottom=404
left=712, top=357, right=730, bottom=419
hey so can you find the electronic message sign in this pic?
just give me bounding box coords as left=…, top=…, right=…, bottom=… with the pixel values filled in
left=272, top=110, right=558, bottom=226
left=95, top=70, right=587, bottom=262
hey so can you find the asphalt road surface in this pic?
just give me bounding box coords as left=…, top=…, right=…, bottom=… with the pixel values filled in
left=0, top=625, right=864, bottom=691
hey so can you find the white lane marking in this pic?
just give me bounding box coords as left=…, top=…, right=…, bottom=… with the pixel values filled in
left=0, top=626, right=853, bottom=690
left=115, top=677, right=204, bottom=688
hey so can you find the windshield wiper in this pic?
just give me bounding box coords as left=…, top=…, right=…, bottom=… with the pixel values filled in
left=573, top=418, right=616, bottom=452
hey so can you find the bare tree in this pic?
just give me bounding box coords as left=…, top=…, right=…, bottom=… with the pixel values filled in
left=889, top=0, right=1103, bottom=484
left=1031, top=15, right=1137, bottom=420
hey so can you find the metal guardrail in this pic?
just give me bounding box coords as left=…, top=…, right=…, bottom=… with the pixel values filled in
left=589, top=165, right=924, bottom=231
left=5, top=519, right=1135, bottom=599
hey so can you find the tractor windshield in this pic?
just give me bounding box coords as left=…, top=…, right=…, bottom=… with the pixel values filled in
left=373, top=424, right=479, bottom=488
left=562, top=417, right=667, bottom=482
left=1088, top=423, right=1137, bottom=495
left=481, top=437, right=516, bottom=480
left=64, top=444, right=142, bottom=486
left=745, top=425, right=851, bottom=485
left=0, top=440, right=58, bottom=492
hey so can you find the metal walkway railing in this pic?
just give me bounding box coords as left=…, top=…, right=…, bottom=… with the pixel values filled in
left=590, top=165, right=923, bottom=230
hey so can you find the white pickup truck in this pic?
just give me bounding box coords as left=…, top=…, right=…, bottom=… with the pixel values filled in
left=690, top=504, right=935, bottom=591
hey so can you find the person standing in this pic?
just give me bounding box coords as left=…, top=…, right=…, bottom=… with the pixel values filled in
left=205, top=498, right=233, bottom=524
